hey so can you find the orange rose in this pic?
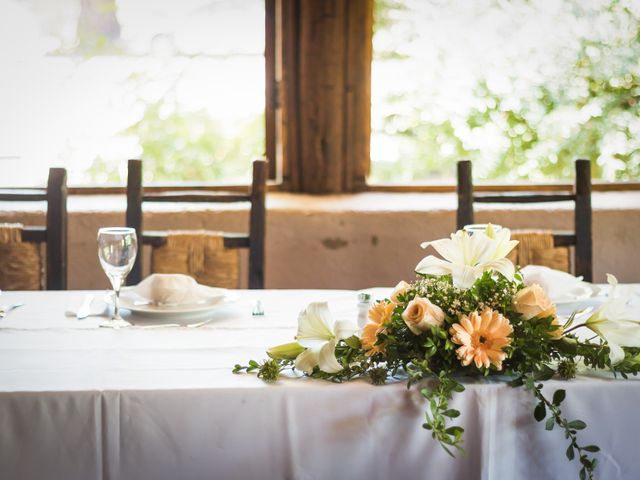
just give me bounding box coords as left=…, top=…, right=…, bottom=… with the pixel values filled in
left=402, top=296, right=444, bottom=335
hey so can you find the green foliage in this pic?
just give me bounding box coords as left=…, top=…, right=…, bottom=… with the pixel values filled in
left=371, top=0, right=640, bottom=182
left=524, top=378, right=598, bottom=480
left=87, top=95, right=264, bottom=184
left=420, top=372, right=465, bottom=456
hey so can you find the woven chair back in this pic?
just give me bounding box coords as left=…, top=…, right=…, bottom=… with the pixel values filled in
left=0, top=223, right=42, bottom=290
left=507, top=231, right=570, bottom=273
left=151, top=231, right=240, bottom=289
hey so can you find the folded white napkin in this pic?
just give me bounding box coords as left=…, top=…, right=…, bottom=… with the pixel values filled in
left=132, top=274, right=215, bottom=306
left=520, top=265, right=596, bottom=303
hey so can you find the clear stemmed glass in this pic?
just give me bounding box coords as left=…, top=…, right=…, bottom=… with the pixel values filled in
left=97, top=227, right=138, bottom=328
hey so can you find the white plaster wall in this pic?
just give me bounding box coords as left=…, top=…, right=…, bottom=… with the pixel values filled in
left=1, top=192, right=639, bottom=290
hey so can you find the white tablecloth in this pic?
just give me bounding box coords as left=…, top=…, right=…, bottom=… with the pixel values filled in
left=0, top=288, right=639, bottom=480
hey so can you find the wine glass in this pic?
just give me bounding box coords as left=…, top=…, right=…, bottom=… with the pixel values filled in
left=97, top=227, right=138, bottom=328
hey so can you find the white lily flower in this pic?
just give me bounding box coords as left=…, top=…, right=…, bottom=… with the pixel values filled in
left=294, top=302, right=358, bottom=374
left=585, top=274, right=640, bottom=364
left=416, top=227, right=518, bottom=289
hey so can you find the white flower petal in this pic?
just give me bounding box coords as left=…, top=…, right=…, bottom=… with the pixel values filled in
left=483, top=258, right=516, bottom=281
left=296, top=302, right=334, bottom=343
left=608, top=342, right=625, bottom=365
left=491, top=229, right=519, bottom=259
left=425, top=236, right=464, bottom=263
left=296, top=337, right=329, bottom=349
left=585, top=288, right=640, bottom=365
left=333, top=319, right=358, bottom=341
left=415, top=256, right=453, bottom=276
left=450, top=264, right=483, bottom=289
left=294, top=348, right=320, bottom=374
left=597, top=322, right=640, bottom=348
left=318, top=340, right=343, bottom=373
left=462, top=231, right=494, bottom=265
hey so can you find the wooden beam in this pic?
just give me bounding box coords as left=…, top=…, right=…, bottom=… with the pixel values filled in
left=279, top=0, right=373, bottom=193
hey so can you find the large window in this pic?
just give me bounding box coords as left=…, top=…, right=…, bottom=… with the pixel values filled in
left=0, top=0, right=265, bottom=187
left=370, top=0, right=640, bottom=184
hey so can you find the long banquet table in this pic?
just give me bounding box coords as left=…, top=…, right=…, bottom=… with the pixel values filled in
left=0, top=288, right=639, bottom=480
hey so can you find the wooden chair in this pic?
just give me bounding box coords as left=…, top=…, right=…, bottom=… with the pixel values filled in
left=126, top=159, right=267, bottom=289
left=456, top=159, right=592, bottom=282
left=0, top=168, right=68, bottom=290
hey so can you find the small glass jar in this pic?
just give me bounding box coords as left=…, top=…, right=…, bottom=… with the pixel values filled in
left=463, top=223, right=503, bottom=235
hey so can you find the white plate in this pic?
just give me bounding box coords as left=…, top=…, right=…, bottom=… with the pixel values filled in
left=106, top=286, right=233, bottom=318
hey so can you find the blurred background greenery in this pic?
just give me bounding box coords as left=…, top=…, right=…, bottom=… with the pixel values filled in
left=370, top=0, right=640, bottom=183
left=2, top=0, right=638, bottom=186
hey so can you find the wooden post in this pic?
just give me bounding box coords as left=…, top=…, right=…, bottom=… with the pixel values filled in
left=279, top=0, right=372, bottom=193
left=126, top=159, right=143, bottom=284
left=265, top=0, right=277, bottom=180
left=574, top=159, right=592, bottom=282
left=457, top=160, right=474, bottom=230
left=46, top=168, right=67, bottom=290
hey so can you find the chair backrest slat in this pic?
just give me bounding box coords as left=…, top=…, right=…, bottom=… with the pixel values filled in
left=474, top=193, right=575, bottom=203
left=0, top=190, right=48, bottom=201
left=21, top=227, right=47, bottom=243
left=143, top=192, right=251, bottom=203
left=142, top=231, right=251, bottom=249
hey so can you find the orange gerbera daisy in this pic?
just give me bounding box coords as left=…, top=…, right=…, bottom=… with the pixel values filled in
left=362, top=301, right=395, bottom=356
left=449, top=308, right=513, bottom=370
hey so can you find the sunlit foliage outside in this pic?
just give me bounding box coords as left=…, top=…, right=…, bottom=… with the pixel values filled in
left=371, top=0, right=640, bottom=183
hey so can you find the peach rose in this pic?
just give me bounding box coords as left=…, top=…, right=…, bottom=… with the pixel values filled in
left=513, top=284, right=562, bottom=338
left=402, top=296, right=445, bottom=335
left=548, top=317, right=564, bottom=340
left=390, top=281, right=411, bottom=305
left=513, top=284, right=556, bottom=321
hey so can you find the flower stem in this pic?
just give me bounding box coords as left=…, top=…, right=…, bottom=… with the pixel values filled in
left=563, top=323, right=589, bottom=335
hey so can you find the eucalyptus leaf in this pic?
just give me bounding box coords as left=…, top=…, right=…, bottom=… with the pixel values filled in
left=566, top=445, right=575, bottom=461
left=534, top=403, right=546, bottom=422
left=545, top=417, right=555, bottom=431
left=553, top=389, right=566, bottom=405
left=568, top=420, right=587, bottom=430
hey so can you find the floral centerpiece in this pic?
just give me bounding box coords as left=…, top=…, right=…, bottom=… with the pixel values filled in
left=234, top=226, right=640, bottom=480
